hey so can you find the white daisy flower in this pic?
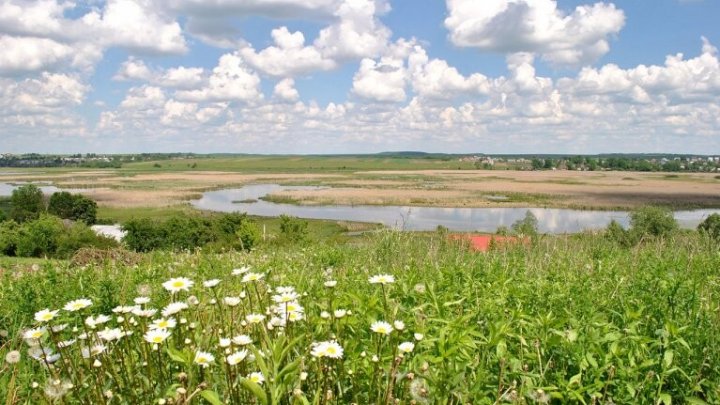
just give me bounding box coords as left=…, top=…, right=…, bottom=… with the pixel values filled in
left=149, top=318, right=177, bottom=330
left=223, top=297, right=241, bottom=307
left=144, top=329, right=171, bottom=344
left=162, top=302, right=188, bottom=317
left=370, top=321, right=393, bottom=335
left=241, top=273, right=265, bottom=283
left=393, top=320, right=405, bottom=331
left=232, top=335, right=252, bottom=346
left=398, top=342, right=415, bottom=353
left=194, top=351, right=214, bottom=368
left=231, top=266, right=250, bottom=276
left=324, top=280, right=337, bottom=288
left=245, top=314, right=265, bottom=324
left=247, top=372, right=264, bottom=385
left=203, top=279, right=221, bottom=288
left=34, top=309, right=59, bottom=323
left=162, top=277, right=194, bottom=293
left=333, top=309, right=347, bottom=318
left=226, top=350, right=248, bottom=365
left=64, top=299, right=92, bottom=312
left=134, top=297, right=151, bottom=305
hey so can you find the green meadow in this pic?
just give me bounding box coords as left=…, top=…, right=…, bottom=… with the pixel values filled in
left=2, top=229, right=720, bottom=404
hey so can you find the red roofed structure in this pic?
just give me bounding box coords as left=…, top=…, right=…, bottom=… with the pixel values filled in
left=449, top=234, right=528, bottom=252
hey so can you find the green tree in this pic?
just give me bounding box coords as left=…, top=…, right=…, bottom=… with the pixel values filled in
left=512, top=210, right=539, bottom=237
left=698, top=213, right=720, bottom=240
left=279, top=214, right=309, bottom=243
left=48, top=192, right=97, bottom=224
left=15, top=214, right=64, bottom=257
left=629, top=206, right=678, bottom=239
left=10, top=184, right=45, bottom=223
left=531, top=158, right=544, bottom=170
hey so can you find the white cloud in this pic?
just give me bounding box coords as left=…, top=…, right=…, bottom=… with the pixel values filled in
left=114, top=58, right=205, bottom=89
left=120, top=86, right=166, bottom=110
left=240, top=27, right=336, bottom=77
left=274, top=78, right=300, bottom=101
left=0, top=36, right=73, bottom=75
left=352, top=57, right=407, bottom=102
left=113, top=57, right=155, bottom=81
left=408, top=46, right=490, bottom=99
left=175, top=53, right=262, bottom=102
left=315, top=0, right=392, bottom=61
left=444, top=0, right=625, bottom=67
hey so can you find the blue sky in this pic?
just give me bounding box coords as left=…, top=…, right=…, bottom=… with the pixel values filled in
left=0, top=0, right=719, bottom=154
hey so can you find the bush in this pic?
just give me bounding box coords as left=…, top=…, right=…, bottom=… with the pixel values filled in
left=512, top=210, right=539, bottom=237
left=0, top=220, right=19, bottom=256
left=629, top=206, right=678, bottom=239
left=278, top=214, right=309, bottom=243
left=122, top=219, right=167, bottom=252
left=15, top=215, right=65, bottom=257
left=698, top=213, right=720, bottom=240
left=236, top=220, right=261, bottom=250
left=605, top=219, right=631, bottom=247
left=56, top=222, right=118, bottom=258
left=48, top=192, right=98, bottom=224
left=10, top=184, right=45, bottom=223
left=122, top=213, right=260, bottom=252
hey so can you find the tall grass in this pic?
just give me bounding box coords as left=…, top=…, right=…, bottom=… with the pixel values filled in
left=1, top=231, right=719, bottom=403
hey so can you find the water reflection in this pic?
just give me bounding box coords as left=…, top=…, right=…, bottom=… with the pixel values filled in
left=0, top=182, right=63, bottom=196
left=191, top=184, right=720, bottom=234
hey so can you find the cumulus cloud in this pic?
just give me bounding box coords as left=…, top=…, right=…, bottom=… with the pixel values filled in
left=274, top=78, right=300, bottom=101
left=444, top=0, right=625, bottom=67
left=315, top=0, right=392, bottom=61
left=240, top=27, right=336, bottom=77
left=0, top=0, right=187, bottom=76
left=176, top=53, right=262, bottom=102
left=352, top=58, right=407, bottom=102
left=114, top=58, right=205, bottom=89
left=407, top=46, right=490, bottom=99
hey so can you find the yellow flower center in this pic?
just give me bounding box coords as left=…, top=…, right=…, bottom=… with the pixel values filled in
left=153, top=336, right=163, bottom=343
left=172, top=281, right=185, bottom=288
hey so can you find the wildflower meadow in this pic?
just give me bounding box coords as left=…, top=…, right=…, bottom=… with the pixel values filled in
left=1, top=231, right=720, bottom=404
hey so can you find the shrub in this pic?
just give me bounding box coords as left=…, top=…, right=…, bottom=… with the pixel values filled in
left=10, top=184, right=45, bottom=223
left=629, top=206, right=678, bottom=239
left=279, top=214, right=309, bottom=243
left=0, top=220, right=19, bottom=255
left=698, top=213, right=720, bottom=240
left=56, top=222, right=118, bottom=258
left=512, top=210, right=539, bottom=237
left=605, top=219, right=631, bottom=247
left=48, top=191, right=98, bottom=224
left=15, top=214, right=65, bottom=257
left=122, top=219, right=167, bottom=252
left=235, top=220, right=261, bottom=250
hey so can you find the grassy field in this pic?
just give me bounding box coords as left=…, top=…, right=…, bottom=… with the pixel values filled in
left=1, top=231, right=720, bottom=404
left=3, top=156, right=720, bottom=212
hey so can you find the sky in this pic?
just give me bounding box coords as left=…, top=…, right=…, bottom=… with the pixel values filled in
left=0, top=0, right=719, bottom=155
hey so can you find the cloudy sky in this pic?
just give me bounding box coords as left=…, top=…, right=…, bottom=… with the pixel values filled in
left=1, top=0, right=719, bottom=154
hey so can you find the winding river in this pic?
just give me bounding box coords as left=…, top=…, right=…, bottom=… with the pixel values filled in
left=191, top=184, right=719, bottom=234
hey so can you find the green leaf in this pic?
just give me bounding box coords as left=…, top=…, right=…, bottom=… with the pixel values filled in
left=663, top=350, right=674, bottom=369
left=166, top=347, right=189, bottom=365
left=240, top=379, right=269, bottom=405
left=685, top=397, right=708, bottom=405
left=658, top=393, right=672, bottom=405
left=199, top=390, right=224, bottom=405
left=585, top=353, right=598, bottom=369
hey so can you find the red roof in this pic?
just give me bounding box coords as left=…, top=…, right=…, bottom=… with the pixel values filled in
left=449, top=234, right=527, bottom=252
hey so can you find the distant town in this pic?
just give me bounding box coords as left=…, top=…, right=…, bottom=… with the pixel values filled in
left=1, top=152, right=719, bottom=172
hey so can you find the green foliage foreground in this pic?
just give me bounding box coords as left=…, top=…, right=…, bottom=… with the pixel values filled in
left=1, top=232, right=719, bottom=404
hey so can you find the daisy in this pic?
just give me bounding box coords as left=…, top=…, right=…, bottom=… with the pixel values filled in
left=369, top=274, right=395, bottom=284
left=132, top=308, right=158, bottom=318
left=247, top=372, right=265, bottom=385
left=324, top=280, right=337, bottom=288
left=134, top=297, right=151, bottom=305
left=393, top=320, right=405, bottom=331
left=272, top=291, right=300, bottom=304
left=370, top=321, right=393, bottom=335
left=231, top=266, right=250, bottom=276
left=85, top=315, right=111, bottom=329
left=112, top=305, right=139, bottom=314
left=162, top=277, right=194, bottom=293
left=194, top=350, right=214, bottom=368
left=226, top=350, right=248, bottom=365
left=232, top=335, right=252, bottom=346
left=23, top=327, right=46, bottom=341
left=162, top=302, right=188, bottom=317
left=398, top=342, right=415, bottom=353
left=34, top=309, right=59, bottom=323
left=144, top=329, right=171, bottom=344
left=334, top=309, right=348, bottom=318
left=203, top=279, right=221, bottom=288
left=223, top=297, right=241, bottom=307
left=241, top=273, right=265, bottom=283
left=311, top=341, right=344, bottom=359
left=149, top=318, right=177, bottom=330
left=98, top=328, right=125, bottom=342
left=219, top=338, right=231, bottom=348
left=246, top=314, right=265, bottom=324
left=64, top=299, right=92, bottom=312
